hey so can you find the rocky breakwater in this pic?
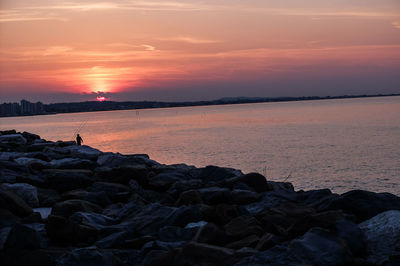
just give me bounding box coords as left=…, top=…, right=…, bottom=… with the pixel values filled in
left=1, top=129, right=400, bottom=266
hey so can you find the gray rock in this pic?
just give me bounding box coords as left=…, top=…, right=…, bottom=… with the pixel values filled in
left=57, top=247, right=117, bottom=266
left=4, top=223, right=43, bottom=249
left=64, top=145, right=102, bottom=159
left=49, top=158, right=95, bottom=169
left=69, top=211, right=119, bottom=231
left=198, top=187, right=231, bottom=205
left=359, top=210, right=400, bottom=265
left=52, top=199, right=102, bottom=218
left=14, top=157, right=49, bottom=167
left=0, top=189, right=33, bottom=217
left=323, top=190, right=400, bottom=223
left=0, top=134, right=27, bottom=145
left=231, top=189, right=260, bottom=204
left=1, top=183, right=39, bottom=207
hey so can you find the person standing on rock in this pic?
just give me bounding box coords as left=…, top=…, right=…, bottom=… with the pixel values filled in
left=76, top=134, right=83, bottom=146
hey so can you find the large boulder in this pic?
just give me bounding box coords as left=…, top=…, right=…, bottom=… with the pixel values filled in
left=198, top=187, right=231, bottom=205
left=174, top=242, right=238, bottom=266
left=57, top=247, right=118, bottom=266
left=3, top=223, right=43, bottom=249
left=87, top=182, right=130, bottom=201
left=224, top=216, right=264, bottom=240
left=0, top=189, right=33, bottom=217
left=49, top=158, right=96, bottom=169
left=43, top=172, right=93, bottom=192
left=359, top=210, right=400, bottom=265
left=64, top=145, right=102, bottom=159
left=51, top=199, right=102, bottom=218
left=1, top=183, right=39, bottom=207
left=323, top=190, right=400, bottom=222
left=0, top=134, right=27, bottom=145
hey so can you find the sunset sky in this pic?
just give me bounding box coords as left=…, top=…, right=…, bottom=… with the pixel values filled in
left=0, top=0, right=399, bottom=103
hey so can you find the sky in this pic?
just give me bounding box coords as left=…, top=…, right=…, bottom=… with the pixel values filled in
left=0, top=0, right=399, bottom=103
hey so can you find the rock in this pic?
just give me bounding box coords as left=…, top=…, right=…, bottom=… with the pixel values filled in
left=334, top=218, right=366, bottom=257
left=176, top=189, right=203, bottom=206
left=168, top=179, right=204, bottom=198
left=225, top=235, right=260, bottom=250
left=37, top=188, right=62, bottom=206
left=1, top=183, right=39, bottom=208
left=231, top=189, right=260, bottom=204
left=268, top=181, right=295, bottom=192
left=148, top=172, right=181, bottom=192
left=0, top=134, right=27, bottom=145
left=43, top=171, right=93, bottom=192
left=124, top=203, right=202, bottom=237
left=297, top=189, right=339, bottom=211
left=359, top=210, right=400, bottom=265
left=158, top=226, right=197, bottom=242
left=289, top=227, right=354, bottom=265
left=191, top=165, right=243, bottom=183
left=224, top=216, right=264, bottom=240
left=0, top=208, right=19, bottom=227
left=46, top=214, right=98, bottom=244
left=198, top=187, right=231, bottom=205
left=0, top=227, right=12, bottom=250
left=22, top=131, right=40, bottom=142
left=69, top=211, right=119, bottom=231
left=51, top=199, right=102, bottom=218
left=95, top=231, right=128, bottom=249
left=4, top=223, right=43, bottom=249
left=255, top=232, right=281, bottom=251
left=192, top=222, right=227, bottom=246
left=64, top=145, right=102, bottom=159
left=96, top=165, right=150, bottom=186
left=57, top=247, right=118, bottom=266
left=174, top=242, right=237, bottom=266
left=14, top=157, right=49, bottom=168
left=88, top=182, right=130, bottom=202
left=245, top=190, right=298, bottom=215
left=0, top=189, right=33, bottom=217
left=324, top=190, right=400, bottom=222
left=49, top=158, right=96, bottom=169
left=203, top=204, right=247, bottom=225
left=142, top=250, right=174, bottom=266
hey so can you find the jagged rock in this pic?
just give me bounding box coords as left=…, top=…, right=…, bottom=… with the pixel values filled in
left=1, top=183, right=39, bottom=207
left=141, top=249, right=174, bottom=266
left=22, top=132, right=40, bottom=142
left=0, top=134, right=27, bottom=145
left=174, top=242, right=237, bottom=266
left=69, top=211, right=119, bottom=231
left=0, top=189, right=33, bottom=217
left=192, top=222, right=227, bottom=245
left=225, top=234, right=260, bottom=250
left=37, top=188, right=62, bottom=206
left=46, top=214, right=98, bottom=244
left=297, top=189, right=339, bottom=211
left=359, top=210, right=400, bottom=265
left=192, top=165, right=243, bottom=183
left=158, top=226, right=197, bottom=242
left=0, top=208, right=19, bottom=227
left=57, top=247, right=117, bottom=266
left=228, top=173, right=272, bottom=193
left=198, top=187, right=231, bottom=205
left=49, top=158, right=96, bottom=169
left=167, top=179, right=204, bottom=198
left=323, top=190, right=400, bottom=222
left=3, top=223, right=43, bottom=249
left=176, top=189, right=203, bottom=206
left=289, top=227, right=354, bottom=265
left=148, top=171, right=181, bottom=192
left=14, top=157, right=49, bottom=168
left=95, top=231, right=128, bottom=249
left=245, top=190, right=298, bottom=215
left=224, top=216, right=264, bottom=240
left=51, top=199, right=102, bottom=218
left=43, top=171, right=93, bottom=192
left=97, top=165, right=150, bottom=186
left=203, top=204, right=247, bottom=225
left=87, top=182, right=130, bottom=201
left=231, top=189, right=260, bottom=204
left=64, top=145, right=102, bottom=159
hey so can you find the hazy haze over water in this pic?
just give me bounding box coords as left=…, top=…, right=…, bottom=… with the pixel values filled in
left=1, top=96, right=399, bottom=195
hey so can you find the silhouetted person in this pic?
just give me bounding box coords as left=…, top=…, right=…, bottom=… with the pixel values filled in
left=76, top=134, right=83, bottom=146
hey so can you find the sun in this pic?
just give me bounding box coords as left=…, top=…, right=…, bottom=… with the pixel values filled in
left=96, top=96, right=106, bottom=102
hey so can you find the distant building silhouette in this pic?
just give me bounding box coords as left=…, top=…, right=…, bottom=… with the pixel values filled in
left=0, top=99, right=46, bottom=117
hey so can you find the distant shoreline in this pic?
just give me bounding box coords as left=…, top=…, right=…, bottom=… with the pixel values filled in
left=1, top=93, right=399, bottom=118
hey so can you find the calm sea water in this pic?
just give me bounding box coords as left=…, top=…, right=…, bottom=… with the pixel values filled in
left=1, top=96, right=399, bottom=195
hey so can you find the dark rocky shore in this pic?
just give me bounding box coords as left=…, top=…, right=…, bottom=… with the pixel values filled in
left=0, top=130, right=399, bottom=266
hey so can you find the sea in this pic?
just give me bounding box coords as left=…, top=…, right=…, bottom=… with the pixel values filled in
left=1, top=96, right=399, bottom=195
